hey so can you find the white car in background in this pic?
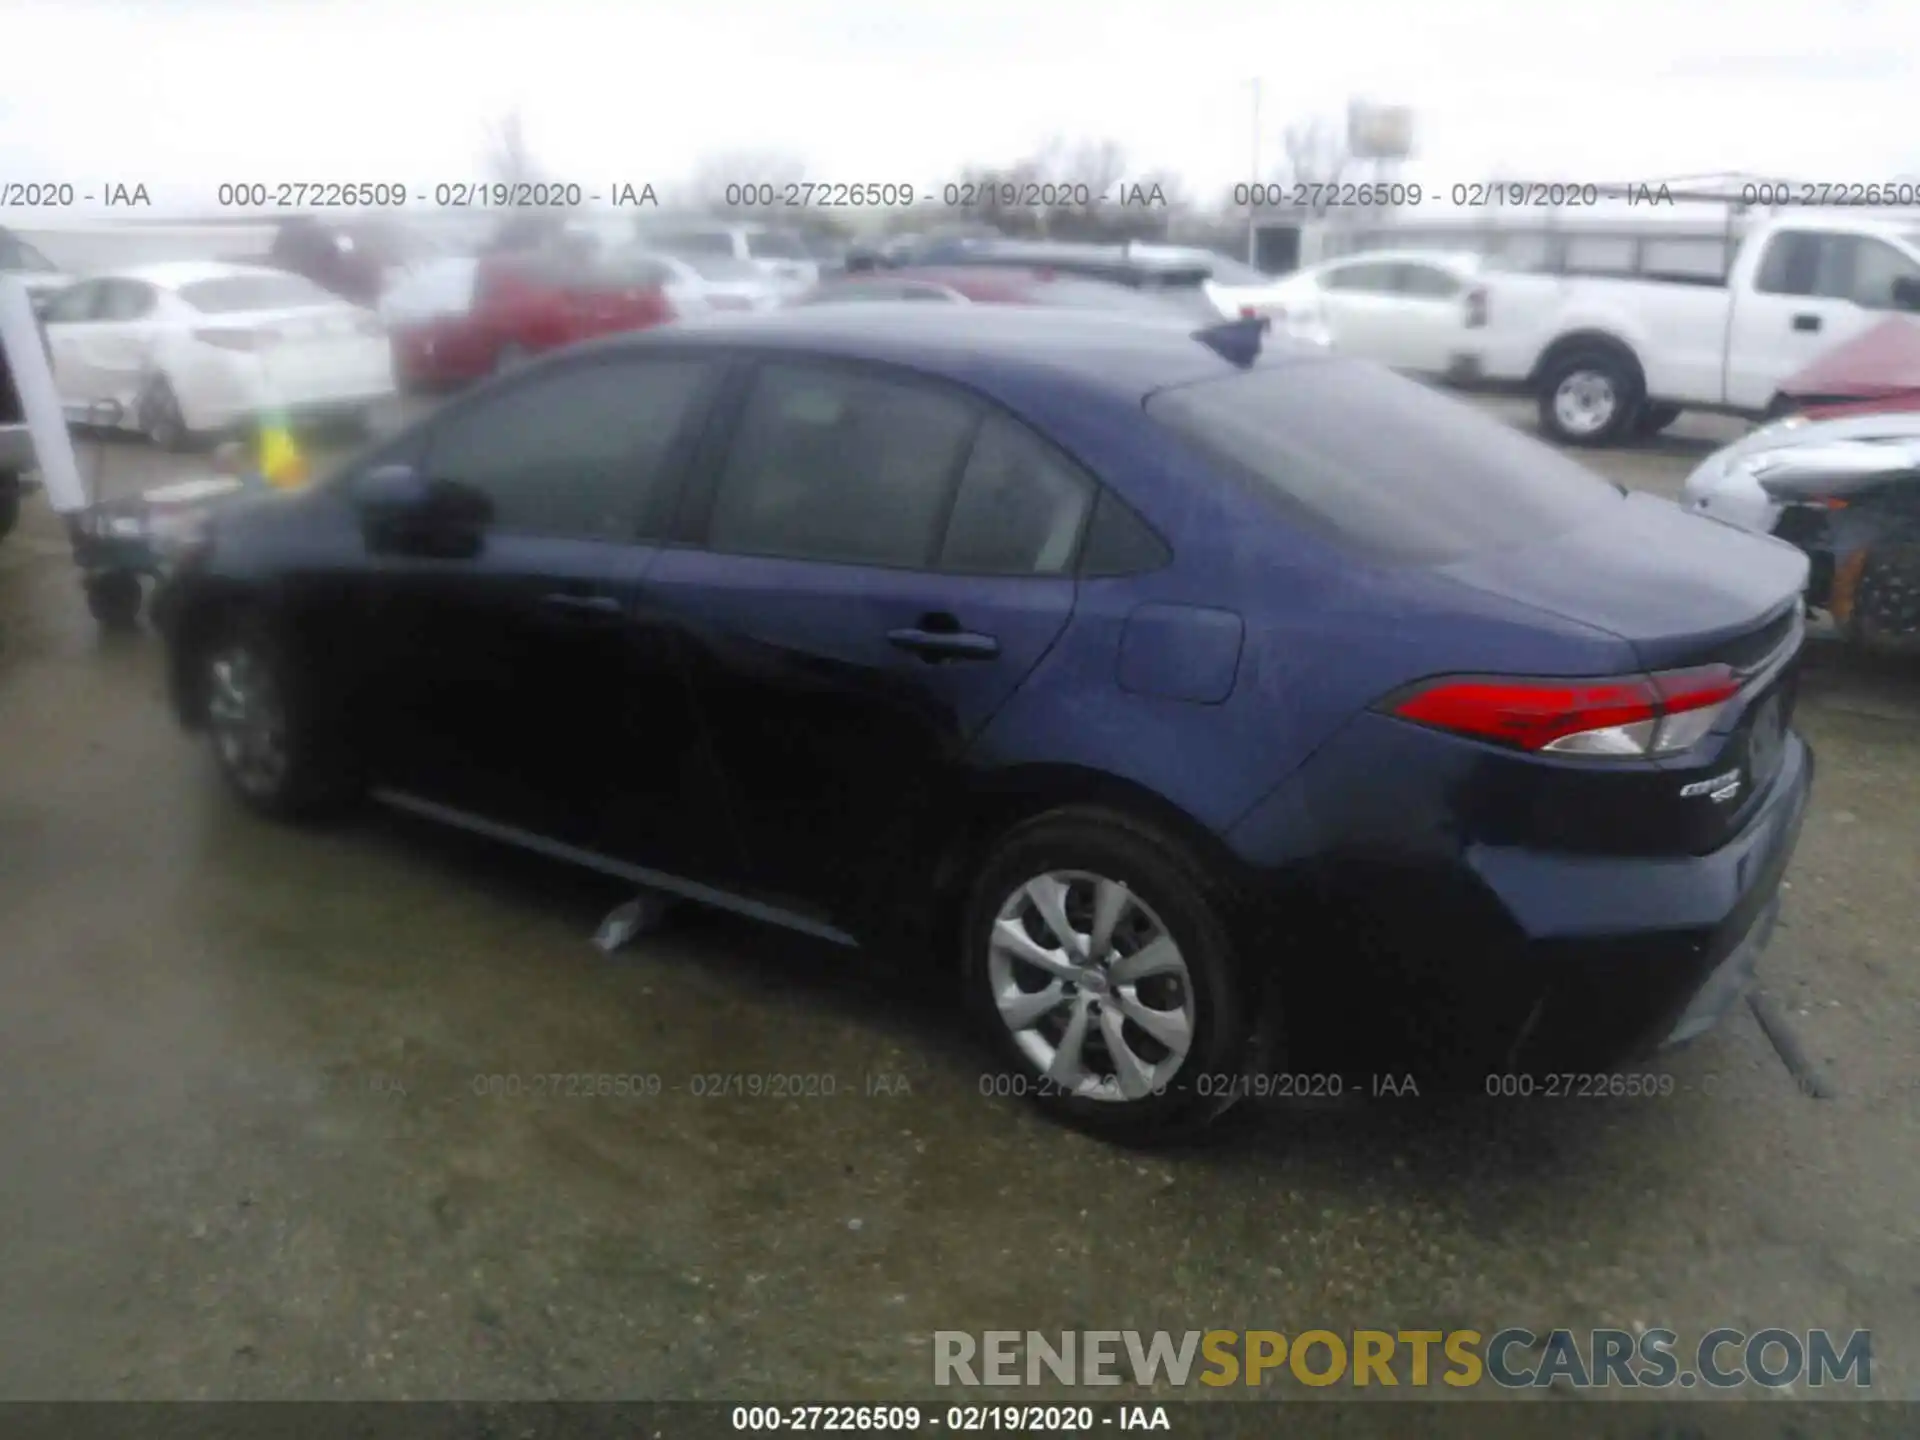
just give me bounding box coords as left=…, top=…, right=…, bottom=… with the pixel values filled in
left=645, top=252, right=791, bottom=312
left=42, top=262, right=395, bottom=450
left=635, top=222, right=820, bottom=291
left=1258, top=250, right=1503, bottom=378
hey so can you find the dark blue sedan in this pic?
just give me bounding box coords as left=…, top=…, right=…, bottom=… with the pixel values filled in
left=157, top=305, right=1814, bottom=1141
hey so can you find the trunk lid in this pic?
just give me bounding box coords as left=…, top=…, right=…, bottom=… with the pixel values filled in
left=1436, top=489, right=1808, bottom=673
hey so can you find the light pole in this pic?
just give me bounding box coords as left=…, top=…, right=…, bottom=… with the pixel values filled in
left=1247, top=78, right=1262, bottom=266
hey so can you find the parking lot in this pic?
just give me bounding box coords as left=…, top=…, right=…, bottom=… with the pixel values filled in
left=0, top=399, right=1916, bottom=1406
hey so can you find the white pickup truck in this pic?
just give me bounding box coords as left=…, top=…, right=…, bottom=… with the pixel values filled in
left=1464, top=212, right=1920, bottom=446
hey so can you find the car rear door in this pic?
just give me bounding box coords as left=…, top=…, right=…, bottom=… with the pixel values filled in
left=643, top=360, right=1093, bottom=933
left=362, top=350, right=744, bottom=878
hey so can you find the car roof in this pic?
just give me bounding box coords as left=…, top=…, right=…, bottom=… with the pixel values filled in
left=92, top=260, right=295, bottom=290
left=1313, top=249, right=1483, bottom=271
left=595, top=303, right=1331, bottom=401
left=928, top=238, right=1213, bottom=276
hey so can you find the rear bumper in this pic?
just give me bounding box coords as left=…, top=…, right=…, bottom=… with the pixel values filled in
left=1231, top=732, right=1815, bottom=1085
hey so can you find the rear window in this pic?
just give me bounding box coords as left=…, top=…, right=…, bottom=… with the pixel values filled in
left=1146, top=360, right=1624, bottom=565
left=677, top=255, right=763, bottom=281
left=179, top=273, right=335, bottom=313
left=747, top=231, right=812, bottom=261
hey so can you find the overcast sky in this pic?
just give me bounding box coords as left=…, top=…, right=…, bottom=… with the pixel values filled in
left=4, top=0, right=1917, bottom=219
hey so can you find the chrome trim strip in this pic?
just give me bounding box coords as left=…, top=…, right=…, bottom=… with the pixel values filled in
left=371, top=788, right=860, bottom=948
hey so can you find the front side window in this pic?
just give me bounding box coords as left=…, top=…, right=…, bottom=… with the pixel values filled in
left=1842, top=237, right=1920, bottom=309
left=97, top=281, right=157, bottom=322
left=425, top=358, right=714, bottom=541
left=1320, top=262, right=1398, bottom=294
left=705, top=363, right=977, bottom=567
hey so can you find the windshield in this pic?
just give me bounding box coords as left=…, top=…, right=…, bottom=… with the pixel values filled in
left=0, top=235, right=59, bottom=272
left=1201, top=255, right=1269, bottom=285
left=178, top=272, right=338, bottom=312
left=1147, top=359, right=1624, bottom=565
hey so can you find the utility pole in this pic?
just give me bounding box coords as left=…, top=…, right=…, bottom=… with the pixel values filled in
left=1247, top=78, right=1262, bottom=266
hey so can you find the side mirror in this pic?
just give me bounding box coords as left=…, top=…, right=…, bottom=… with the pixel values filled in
left=356, top=462, right=490, bottom=557
left=1893, top=275, right=1920, bottom=313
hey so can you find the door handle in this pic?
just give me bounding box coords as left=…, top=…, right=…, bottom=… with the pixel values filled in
left=1792, top=313, right=1822, bottom=332
left=539, top=592, right=624, bottom=620
left=886, top=626, right=1000, bottom=662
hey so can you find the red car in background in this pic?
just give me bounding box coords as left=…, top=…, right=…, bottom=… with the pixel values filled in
left=1777, top=314, right=1920, bottom=420
left=383, top=249, right=678, bottom=393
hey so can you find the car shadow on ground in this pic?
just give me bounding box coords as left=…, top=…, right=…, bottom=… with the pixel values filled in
left=344, top=799, right=1693, bottom=1188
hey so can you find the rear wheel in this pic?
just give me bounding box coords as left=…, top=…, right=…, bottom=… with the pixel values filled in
left=1537, top=349, right=1643, bottom=447
left=202, top=619, right=360, bottom=819
left=1850, top=545, right=1920, bottom=653
left=961, top=808, right=1254, bottom=1144
left=85, top=570, right=143, bottom=629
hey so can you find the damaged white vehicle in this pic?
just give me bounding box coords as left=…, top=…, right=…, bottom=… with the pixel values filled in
left=1682, top=411, right=1920, bottom=649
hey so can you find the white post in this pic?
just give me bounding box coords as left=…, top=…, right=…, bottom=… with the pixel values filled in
left=0, top=277, right=87, bottom=514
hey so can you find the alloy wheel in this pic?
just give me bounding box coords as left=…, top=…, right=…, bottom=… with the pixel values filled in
left=985, top=871, right=1196, bottom=1102
left=206, top=645, right=291, bottom=799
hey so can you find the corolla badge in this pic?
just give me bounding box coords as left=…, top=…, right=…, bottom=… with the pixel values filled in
left=1680, top=768, right=1743, bottom=803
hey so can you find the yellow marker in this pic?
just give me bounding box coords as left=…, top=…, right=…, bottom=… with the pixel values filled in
left=257, top=412, right=308, bottom=490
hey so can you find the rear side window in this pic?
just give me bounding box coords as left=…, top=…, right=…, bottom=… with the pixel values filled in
left=938, top=416, right=1094, bottom=575
left=1146, top=360, right=1623, bottom=565
left=705, top=363, right=978, bottom=567
left=180, top=273, right=334, bottom=313
left=1394, top=264, right=1462, bottom=298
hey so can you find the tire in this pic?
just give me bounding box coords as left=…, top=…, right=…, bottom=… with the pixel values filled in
left=0, top=472, right=19, bottom=542
left=85, top=571, right=143, bottom=629
left=137, top=375, right=198, bottom=453
left=1633, top=402, right=1682, bottom=438
left=960, top=807, right=1255, bottom=1144
left=1849, top=544, right=1920, bottom=653
left=1536, top=348, right=1644, bottom=447
left=201, top=616, right=360, bottom=820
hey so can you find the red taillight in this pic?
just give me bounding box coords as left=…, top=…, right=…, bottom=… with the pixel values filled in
left=194, top=327, right=270, bottom=351
left=1390, top=665, right=1741, bottom=757
left=1240, top=304, right=1259, bottom=319
left=1464, top=286, right=1489, bottom=328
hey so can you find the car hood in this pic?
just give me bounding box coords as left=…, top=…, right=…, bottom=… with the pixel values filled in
left=1684, top=409, right=1920, bottom=500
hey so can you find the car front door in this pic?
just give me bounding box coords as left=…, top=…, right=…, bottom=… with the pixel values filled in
left=644, top=361, right=1091, bottom=935
left=1384, top=262, right=1468, bottom=373
left=361, top=350, right=743, bottom=878
left=1725, top=231, right=1918, bottom=410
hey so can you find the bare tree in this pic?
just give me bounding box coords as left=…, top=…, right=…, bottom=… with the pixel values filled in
left=484, top=110, right=544, bottom=187
left=1279, top=117, right=1351, bottom=196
